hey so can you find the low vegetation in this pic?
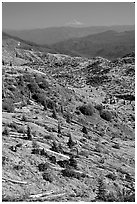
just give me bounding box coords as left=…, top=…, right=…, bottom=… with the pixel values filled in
left=78, top=103, right=95, bottom=116
left=2, top=100, right=15, bottom=113
left=100, top=109, right=112, bottom=121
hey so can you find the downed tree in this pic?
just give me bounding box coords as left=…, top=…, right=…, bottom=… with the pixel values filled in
left=29, top=190, right=55, bottom=199
left=43, top=160, right=94, bottom=178
left=41, top=192, right=67, bottom=201
left=36, top=143, right=70, bottom=160
left=2, top=177, right=28, bottom=184
left=28, top=192, right=67, bottom=201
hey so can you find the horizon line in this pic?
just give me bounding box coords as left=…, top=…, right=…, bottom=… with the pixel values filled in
left=3, top=24, right=135, bottom=32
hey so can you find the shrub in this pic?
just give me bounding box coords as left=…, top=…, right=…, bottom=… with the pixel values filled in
left=35, top=75, right=49, bottom=90
left=49, top=156, right=56, bottom=164
left=105, top=184, right=135, bottom=202
left=32, top=92, right=46, bottom=106
left=2, top=100, right=14, bottom=113
left=38, top=80, right=49, bottom=90
left=43, top=100, right=48, bottom=110
left=82, top=126, right=88, bottom=134
left=32, top=140, right=39, bottom=149
left=31, top=148, right=40, bottom=155
left=96, top=177, right=107, bottom=201
left=33, top=94, right=55, bottom=110
left=104, top=192, right=116, bottom=202
left=50, top=141, right=60, bottom=153
left=46, top=98, right=56, bottom=109
left=67, top=134, right=75, bottom=148
left=27, top=80, right=40, bottom=94
left=40, top=148, right=47, bottom=156
left=57, top=160, right=69, bottom=168
left=52, top=106, right=57, bottom=119
left=60, top=104, right=64, bottom=114
left=69, top=156, right=77, bottom=169
left=16, top=143, right=22, bottom=148
left=38, top=163, right=49, bottom=172
left=7, top=85, right=16, bottom=92
left=18, top=75, right=24, bottom=86
left=2, top=194, right=29, bottom=202
left=112, top=143, right=120, bottom=149
left=117, top=188, right=135, bottom=202
left=94, top=143, right=101, bottom=153
left=8, top=122, right=18, bottom=131
left=58, top=123, right=61, bottom=134
left=79, top=150, right=89, bottom=157
left=17, top=127, right=25, bottom=134
left=21, top=114, right=27, bottom=121
left=106, top=173, right=117, bottom=181
left=100, top=110, right=112, bottom=121
left=79, top=104, right=95, bottom=116
left=94, top=104, right=104, bottom=112
left=131, top=114, right=135, bottom=121
left=75, top=110, right=81, bottom=115
left=3, top=126, right=9, bottom=135
left=83, top=133, right=91, bottom=140
left=10, top=145, right=17, bottom=152
left=42, top=171, right=53, bottom=182
left=61, top=169, right=85, bottom=179
left=2, top=156, right=6, bottom=165
left=66, top=113, right=71, bottom=123
left=58, top=144, right=64, bottom=154
left=27, top=126, right=32, bottom=140
left=63, top=112, right=72, bottom=123
left=13, top=164, right=23, bottom=170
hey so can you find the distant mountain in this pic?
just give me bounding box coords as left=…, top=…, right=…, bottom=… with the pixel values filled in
left=51, top=30, right=135, bottom=60
left=4, top=25, right=134, bottom=45
left=2, top=32, right=56, bottom=53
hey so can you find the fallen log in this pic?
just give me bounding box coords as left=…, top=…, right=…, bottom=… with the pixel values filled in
left=12, top=120, right=24, bottom=126
left=46, top=161, right=94, bottom=178
left=29, top=190, right=55, bottom=198
left=2, top=177, right=28, bottom=184
left=36, top=144, right=70, bottom=160
left=10, top=131, right=24, bottom=135
left=39, top=192, right=67, bottom=201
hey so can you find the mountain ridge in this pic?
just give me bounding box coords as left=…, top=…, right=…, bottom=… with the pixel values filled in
left=4, top=25, right=135, bottom=45
left=51, top=30, right=135, bottom=60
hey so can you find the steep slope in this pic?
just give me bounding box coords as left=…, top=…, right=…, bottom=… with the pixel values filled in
left=52, top=30, right=135, bottom=60
left=2, top=44, right=135, bottom=202
left=2, top=32, right=56, bottom=65
left=4, top=25, right=134, bottom=45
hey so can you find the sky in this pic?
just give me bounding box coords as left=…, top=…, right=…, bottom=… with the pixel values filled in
left=2, top=2, right=135, bottom=30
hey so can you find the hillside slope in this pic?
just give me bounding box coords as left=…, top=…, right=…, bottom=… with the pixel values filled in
left=2, top=32, right=56, bottom=65
left=2, top=35, right=135, bottom=202
left=52, top=30, right=135, bottom=60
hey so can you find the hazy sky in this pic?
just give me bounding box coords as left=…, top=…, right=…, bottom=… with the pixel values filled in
left=2, top=2, right=135, bottom=30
